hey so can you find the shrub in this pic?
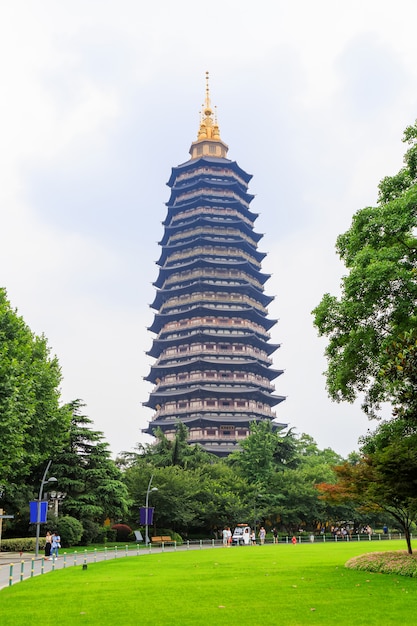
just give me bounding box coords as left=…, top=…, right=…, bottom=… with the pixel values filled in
left=157, top=529, right=183, bottom=544
left=105, top=528, right=117, bottom=543
left=0, top=537, right=38, bottom=552
left=346, top=551, right=417, bottom=577
left=80, top=520, right=107, bottom=545
left=56, top=516, right=83, bottom=547
left=111, top=524, right=132, bottom=542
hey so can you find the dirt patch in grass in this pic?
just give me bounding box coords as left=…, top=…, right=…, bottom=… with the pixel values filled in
left=346, top=550, right=417, bottom=577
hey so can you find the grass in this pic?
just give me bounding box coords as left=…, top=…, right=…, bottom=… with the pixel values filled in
left=1, top=540, right=417, bottom=625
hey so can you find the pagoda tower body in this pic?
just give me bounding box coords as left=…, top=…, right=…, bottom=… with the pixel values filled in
left=143, top=74, right=285, bottom=456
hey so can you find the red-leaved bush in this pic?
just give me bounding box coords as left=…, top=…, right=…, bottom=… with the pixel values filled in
left=111, top=524, right=132, bottom=542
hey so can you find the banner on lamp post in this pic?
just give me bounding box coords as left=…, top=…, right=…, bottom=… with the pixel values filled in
left=29, top=501, right=48, bottom=524
left=140, top=507, right=154, bottom=526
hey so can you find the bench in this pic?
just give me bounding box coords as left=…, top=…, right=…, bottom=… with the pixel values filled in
left=151, top=535, right=173, bottom=544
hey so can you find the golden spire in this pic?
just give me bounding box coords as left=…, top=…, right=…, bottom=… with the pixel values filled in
left=189, top=72, right=228, bottom=159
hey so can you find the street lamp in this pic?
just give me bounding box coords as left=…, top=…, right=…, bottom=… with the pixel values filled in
left=49, top=491, right=67, bottom=517
left=35, top=460, right=57, bottom=557
left=145, top=474, right=158, bottom=546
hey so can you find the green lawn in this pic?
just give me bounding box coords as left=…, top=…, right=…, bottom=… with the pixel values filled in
left=1, top=540, right=416, bottom=625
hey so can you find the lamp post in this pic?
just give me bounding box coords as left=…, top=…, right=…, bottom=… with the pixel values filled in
left=35, top=460, right=57, bottom=557
left=145, top=475, right=158, bottom=546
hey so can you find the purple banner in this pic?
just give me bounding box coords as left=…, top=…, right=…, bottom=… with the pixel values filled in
left=29, top=500, right=48, bottom=524
left=140, top=507, right=154, bottom=525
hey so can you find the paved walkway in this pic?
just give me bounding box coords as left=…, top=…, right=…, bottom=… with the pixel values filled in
left=0, top=542, right=220, bottom=590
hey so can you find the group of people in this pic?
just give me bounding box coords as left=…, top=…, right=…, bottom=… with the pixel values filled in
left=222, top=526, right=273, bottom=546
left=44, top=531, right=61, bottom=559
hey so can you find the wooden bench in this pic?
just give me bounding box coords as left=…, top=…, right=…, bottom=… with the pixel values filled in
left=151, top=535, right=173, bottom=544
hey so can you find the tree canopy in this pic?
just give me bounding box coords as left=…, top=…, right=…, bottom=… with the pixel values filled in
left=313, top=121, right=417, bottom=415
left=0, top=288, right=69, bottom=497
left=318, top=419, right=417, bottom=554
left=52, top=400, right=130, bottom=526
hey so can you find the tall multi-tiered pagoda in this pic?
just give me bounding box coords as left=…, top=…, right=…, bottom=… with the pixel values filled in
left=143, top=74, right=285, bottom=456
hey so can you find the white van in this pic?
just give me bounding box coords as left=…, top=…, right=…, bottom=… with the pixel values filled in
left=232, top=525, right=251, bottom=545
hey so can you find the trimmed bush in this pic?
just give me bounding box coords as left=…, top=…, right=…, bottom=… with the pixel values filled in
left=56, top=516, right=83, bottom=547
left=0, top=537, right=39, bottom=552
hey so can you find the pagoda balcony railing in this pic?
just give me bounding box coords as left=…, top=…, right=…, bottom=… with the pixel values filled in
left=157, top=303, right=267, bottom=318
left=152, top=405, right=276, bottom=419
left=151, top=375, right=275, bottom=393
left=163, top=269, right=263, bottom=291
left=156, top=331, right=269, bottom=346
left=157, top=328, right=270, bottom=343
left=164, top=247, right=261, bottom=269
left=173, top=189, right=250, bottom=209
left=169, top=226, right=257, bottom=248
left=159, top=293, right=267, bottom=315
left=175, top=167, right=248, bottom=188
left=171, top=206, right=253, bottom=228
left=155, top=347, right=273, bottom=366
left=160, top=316, right=270, bottom=339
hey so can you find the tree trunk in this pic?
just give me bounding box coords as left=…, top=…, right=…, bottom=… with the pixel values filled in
left=404, top=526, right=413, bottom=555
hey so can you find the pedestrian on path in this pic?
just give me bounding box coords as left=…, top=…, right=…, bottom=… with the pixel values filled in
left=51, top=531, right=61, bottom=559
left=45, top=531, right=52, bottom=557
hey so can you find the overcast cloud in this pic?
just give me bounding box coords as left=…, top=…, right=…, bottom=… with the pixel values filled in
left=1, top=1, right=416, bottom=457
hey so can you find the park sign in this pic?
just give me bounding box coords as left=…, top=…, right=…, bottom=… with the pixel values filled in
left=29, top=501, right=48, bottom=524
left=140, top=507, right=154, bottom=526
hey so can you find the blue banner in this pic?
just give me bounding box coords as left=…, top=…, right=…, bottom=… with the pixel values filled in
left=29, top=501, right=48, bottom=524
left=139, top=507, right=154, bottom=525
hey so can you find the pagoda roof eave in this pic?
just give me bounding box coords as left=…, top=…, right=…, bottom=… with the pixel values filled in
left=159, top=217, right=262, bottom=245
left=144, top=385, right=285, bottom=407
left=148, top=305, right=277, bottom=333
left=165, top=196, right=259, bottom=220
left=153, top=258, right=271, bottom=288
left=145, top=357, right=283, bottom=381
left=146, top=334, right=279, bottom=358
left=167, top=157, right=252, bottom=187
left=143, top=416, right=288, bottom=433
left=150, top=281, right=273, bottom=310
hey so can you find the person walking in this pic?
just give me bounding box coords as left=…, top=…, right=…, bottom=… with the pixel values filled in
left=272, top=527, right=278, bottom=544
left=259, top=527, right=266, bottom=545
left=51, top=531, right=61, bottom=559
left=45, top=531, right=52, bottom=558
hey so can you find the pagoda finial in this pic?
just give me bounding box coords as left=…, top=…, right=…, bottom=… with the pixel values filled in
left=197, top=71, right=219, bottom=141
left=190, top=72, right=228, bottom=159
left=204, top=70, right=212, bottom=116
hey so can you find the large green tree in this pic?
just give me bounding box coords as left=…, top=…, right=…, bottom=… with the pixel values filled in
left=226, top=420, right=298, bottom=483
left=313, top=121, right=417, bottom=415
left=0, top=288, right=69, bottom=501
left=51, top=400, right=130, bottom=528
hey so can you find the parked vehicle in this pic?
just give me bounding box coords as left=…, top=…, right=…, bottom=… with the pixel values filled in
left=232, top=524, right=251, bottom=545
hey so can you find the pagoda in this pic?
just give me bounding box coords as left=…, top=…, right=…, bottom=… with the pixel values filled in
left=143, top=73, right=285, bottom=456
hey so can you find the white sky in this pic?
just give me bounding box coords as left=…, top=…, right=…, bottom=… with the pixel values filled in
left=1, top=0, right=416, bottom=458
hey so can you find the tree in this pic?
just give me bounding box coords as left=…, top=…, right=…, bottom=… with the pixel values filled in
left=0, top=288, right=69, bottom=501
left=318, top=419, right=417, bottom=554
left=226, top=421, right=297, bottom=483
left=51, top=400, right=130, bottom=527
left=381, top=329, right=417, bottom=422
left=123, top=459, right=251, bottom=537
left=313, top=121, right=417, bottom=415
left=272, top=436, right=347, bottom=533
